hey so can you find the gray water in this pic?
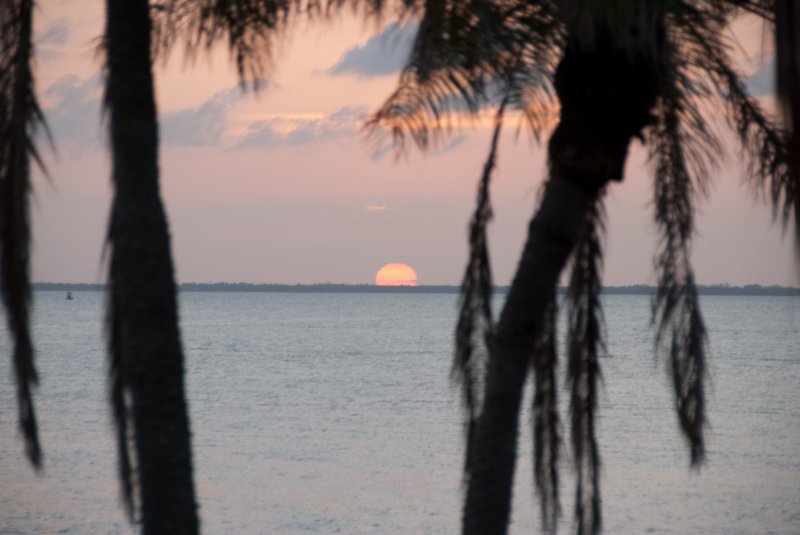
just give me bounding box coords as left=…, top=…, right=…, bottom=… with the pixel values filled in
left=1, top=291, right=798, bottom=534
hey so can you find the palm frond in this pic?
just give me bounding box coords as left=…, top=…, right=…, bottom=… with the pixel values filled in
left=648, top=64, right=708, bottom=465
left=720, top=0, right=775, bottom=22
left=366, top=0, right=560, bottom=152
left=454, top=96, right=506, bottom=472
left=151, top=0, right=417, bottom=87
left=654, top=12, right=725, bottom=192
left=153, top=0, right=296, bottom=85
left=677, top=3, right=797, bottom=246
left=367, top=65, right=484, bottom=152
left=530, top=297, right=560, bottom=534
left=107, top=289, right=136, bottom=520
left=0, top=0, right=46, bottom=469
left=565, top=195, right=605, bottom=535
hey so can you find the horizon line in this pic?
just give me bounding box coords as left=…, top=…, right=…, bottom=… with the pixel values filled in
left=32, top=281, right=800, bottom=295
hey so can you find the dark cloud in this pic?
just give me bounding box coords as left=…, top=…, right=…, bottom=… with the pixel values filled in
left=327, top=22, right=416, bottom=78
left=161, top=86, right=252, bottom=146
left=41, top=75, right=103, bottom=152
left=234, top=106, right=367, bottom=150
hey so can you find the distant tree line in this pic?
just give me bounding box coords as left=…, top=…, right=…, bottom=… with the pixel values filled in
left=31, top=282, right=800, bottom=296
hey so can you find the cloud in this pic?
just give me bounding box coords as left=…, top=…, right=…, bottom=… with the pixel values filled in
left=37, top=19, right=70, bottom=46
left=41, top=75, right=103, bottom=152
left=746, top=59, right=774, bottom=97
left=161, top=86, right=253, bottom=147
left=327, top=22, right=416, bottom=78
left=36, top=18, right=70, bottom=61
left=39, top=78, right=259, bottom=153
left=234, top=106, right=367, bottom=150
left=365, top=205, right=387, bottom=212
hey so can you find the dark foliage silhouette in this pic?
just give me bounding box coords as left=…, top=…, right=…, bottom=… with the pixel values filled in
left=0, top=0, right=45, bottom=469
left=103, top=0, right=199, bottom=532
left=368, top=1, right=798, bottom=534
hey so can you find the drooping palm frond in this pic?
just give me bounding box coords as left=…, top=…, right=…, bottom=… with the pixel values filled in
left=367, top=61, right=485, bottom=151
left=677, top=2, right=797, bottom=247
left=153, top=0, right=296, bottom=85
left=565, top=195, right=605, bottom=535
left=530, top=297, right=560, bottom=534
left=648, top=48, right=710, bottom=464
left=152, top=0, right=427, bottom=87
left=454, top=96, right=507, bottom=472
left=652, top=10, right=724, bottom=190
left=107, top=289, right=136, bottom=520
left=0, top=0, right=47, bottom=469
left=366, top=0, right=561, bottom=152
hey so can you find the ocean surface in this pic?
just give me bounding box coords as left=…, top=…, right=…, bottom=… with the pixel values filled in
left=1, top=291, right=798, bottom=534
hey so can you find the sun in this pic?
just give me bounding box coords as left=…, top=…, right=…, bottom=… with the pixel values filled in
left=375, top=263, right=418, bottom=286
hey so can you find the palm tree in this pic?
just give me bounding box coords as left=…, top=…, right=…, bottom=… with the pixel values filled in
left=105, top=0, right=328, bottom=529
left=0, top=0, right=44, bottom=469
left=103, top=0, right=198, bottom=532
left=2, top=0, right=306, bottom=530
left=368, top=1, right=798, bottom=534
left=1, top=1, right=205, bottom=530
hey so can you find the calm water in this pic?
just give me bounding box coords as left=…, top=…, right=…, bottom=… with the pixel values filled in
left=1, top=291, right=798, bottom=534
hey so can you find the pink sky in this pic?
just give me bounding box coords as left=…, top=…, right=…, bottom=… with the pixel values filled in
left=29, top=2, right=798, bottom=286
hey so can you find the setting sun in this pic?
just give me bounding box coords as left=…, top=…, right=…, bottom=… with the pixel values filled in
left=375, top=263, right=418, bottom=286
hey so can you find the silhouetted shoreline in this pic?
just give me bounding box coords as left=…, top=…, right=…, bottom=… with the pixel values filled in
left=32, top=282, right=800, bottom=296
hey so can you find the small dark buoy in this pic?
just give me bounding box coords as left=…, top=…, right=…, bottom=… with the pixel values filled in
left=66, top=292, right=73, bottom=301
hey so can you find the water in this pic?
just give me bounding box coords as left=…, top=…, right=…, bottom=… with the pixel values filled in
left=1, top=291, right=798, bottom=534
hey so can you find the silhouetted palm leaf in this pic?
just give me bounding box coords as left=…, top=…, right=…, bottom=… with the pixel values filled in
left=152, top=0, right=405, bottom=86
left=679, top=3, right=795, bottom=238
left=153, top=0, right=295, bottom=85
left=645, top=20, right=716, bottom=466
left=530, top=298, right=560, bottom=534
left=565, top=196, right=605, bottom=535
left=0, top=0, right=48, bottom=469
left=367, top=0, right=560, bottom=151
left=454, top=98, right=506, bottom=473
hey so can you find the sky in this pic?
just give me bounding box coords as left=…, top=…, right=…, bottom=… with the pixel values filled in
left=28, top=1, right=798, bottom=286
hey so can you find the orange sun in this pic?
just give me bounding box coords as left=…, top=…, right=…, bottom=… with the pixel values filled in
left=375, top=263, right=418, bottom=286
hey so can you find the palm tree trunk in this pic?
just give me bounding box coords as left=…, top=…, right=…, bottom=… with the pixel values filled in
left=461, top=29, right=661, bottom=535
left=462, top=175, right=591, bottom=535
left=104, top=0, right=199, bottom=533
